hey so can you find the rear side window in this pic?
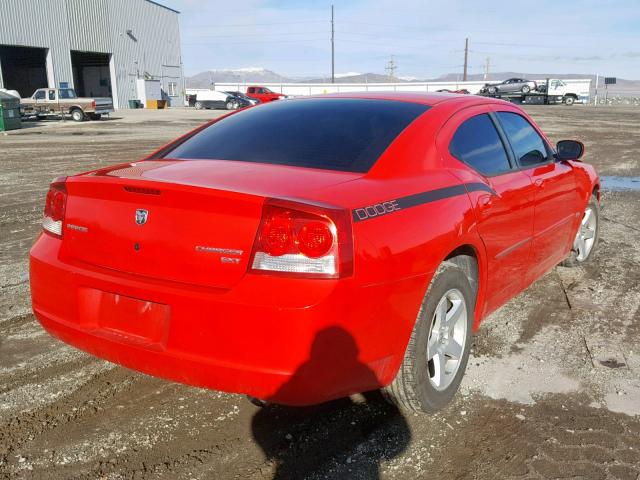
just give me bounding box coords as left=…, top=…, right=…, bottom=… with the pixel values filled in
left=496, top=112, right=549, bottom=167
left=166, top=98, right=429, bottom=173
left=449, top=114, right=511, bottom=176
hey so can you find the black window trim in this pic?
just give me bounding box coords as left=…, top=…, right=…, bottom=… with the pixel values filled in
left=492, top=110, right=555, bottom=171
left=448, top=112, right=516, bottom=179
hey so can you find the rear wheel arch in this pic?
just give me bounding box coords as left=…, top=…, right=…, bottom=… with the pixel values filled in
left=443, top=243, right=490, bottom=327
left=444, top=246, right=479, bottom=298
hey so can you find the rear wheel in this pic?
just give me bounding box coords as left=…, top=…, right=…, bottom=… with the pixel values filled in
left=562, top=194, right=599, bottom=266
left=564, top=95, right=576, bottom=106
left=71, top=109, right=85, bottom=122
left=383, top=260, right=474, bottom=413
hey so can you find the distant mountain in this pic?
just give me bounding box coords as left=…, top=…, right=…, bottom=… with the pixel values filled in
left=186, top=68, right=409, bottom=86
left=301, top=73, right=407, bottom=83
left=185, top=68, right=292, bottom=88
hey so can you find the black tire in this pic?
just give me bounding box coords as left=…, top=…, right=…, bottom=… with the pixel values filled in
left=561, top=194, right=599, bottom=266
left=487, top=86, right=497, bottom=94
left=194, top=101, right=203, bottom=110
left=71, top=109, right=85, bottom=122
left=522, top=85, right=531, bottom=93
left=89, top=113, right=101, bottom=120
left=226, top=101, right=235, bottom=110
left=383, top=259, right=474, bottom=413
left=564, top=96, right=575, bottom=106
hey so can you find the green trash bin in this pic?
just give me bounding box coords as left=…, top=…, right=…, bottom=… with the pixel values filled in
left=0, top=91, right=22, bottom=132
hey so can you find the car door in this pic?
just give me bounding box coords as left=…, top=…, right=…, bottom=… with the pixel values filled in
left=439, top=108, right=537, bottom=316
left=494, top=110, right=581, bottom=278
left=501, top=79, right=516, bottom=93
left=47, top=89, right=58, bottom=113
left=33, top=89, right=46, bottom=113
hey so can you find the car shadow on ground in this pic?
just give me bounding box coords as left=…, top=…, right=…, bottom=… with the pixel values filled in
left=251, top=327, right=411, bottom=480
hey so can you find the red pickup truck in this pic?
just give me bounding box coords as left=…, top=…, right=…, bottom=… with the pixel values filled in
left=246, top=86, right=286, bottom=103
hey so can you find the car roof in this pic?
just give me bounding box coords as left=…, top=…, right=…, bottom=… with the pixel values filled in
left=303, top=91, right=510, bottom=108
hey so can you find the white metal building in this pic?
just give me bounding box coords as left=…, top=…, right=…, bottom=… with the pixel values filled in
left=0, top=0, right=183, bottom=108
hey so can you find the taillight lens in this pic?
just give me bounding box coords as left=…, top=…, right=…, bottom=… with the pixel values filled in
left=91, top=100, right=96, bottom=109
left=42, top=178, right=67, bottom=238
left=250, top=198, right=353, bottom=278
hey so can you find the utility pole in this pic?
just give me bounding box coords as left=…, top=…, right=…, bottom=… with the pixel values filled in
left=331, top=5, right=335, bottom=83
left=463, top=38, right=469, bottom=81
left=385, top=55, right=397, bottom=79
left=484, top=57, right=490, bottom=80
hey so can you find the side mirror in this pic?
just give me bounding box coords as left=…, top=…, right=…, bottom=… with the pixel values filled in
left=556, top=140, right=584, bottom=161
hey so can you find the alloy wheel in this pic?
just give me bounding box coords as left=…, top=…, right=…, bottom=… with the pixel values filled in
left=426, top=288, right=468, bottom=391
left=574, top=206, right=597, bottom=261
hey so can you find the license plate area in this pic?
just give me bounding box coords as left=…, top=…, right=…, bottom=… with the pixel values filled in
left=78, top=288, right=170, bottom=346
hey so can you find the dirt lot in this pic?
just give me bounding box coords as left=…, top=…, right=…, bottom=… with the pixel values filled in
left=1, top=106, right=639, bottom=480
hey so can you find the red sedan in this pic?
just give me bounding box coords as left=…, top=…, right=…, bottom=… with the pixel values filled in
left=30, top=93, right=599, bottom=413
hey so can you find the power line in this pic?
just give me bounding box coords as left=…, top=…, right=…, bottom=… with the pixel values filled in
left=184, top=31, right=328, bottom=39
left=188, top=20, right=326, bottom=28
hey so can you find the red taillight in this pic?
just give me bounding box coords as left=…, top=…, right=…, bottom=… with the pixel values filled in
left=42, top=177, right=67, bottom=238
left=297, top=221, right=333, bottom=258
left=250, top=198, right=353, bottom=278
left=91, top=100, right=96, bottom=109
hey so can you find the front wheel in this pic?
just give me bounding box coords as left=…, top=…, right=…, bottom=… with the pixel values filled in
left=562, top=194, right=599, bottom=266
left=383, top=260, right=474, bottom=413
left=194, top=101, right=203, bottom=110
left=226, top=101, right=236, bottom=110
left=522, top=85, right=531, bottom=93
left=487, top=86, right=497, bottom=94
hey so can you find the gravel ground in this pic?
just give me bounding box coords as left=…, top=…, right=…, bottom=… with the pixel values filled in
left=0, top=105, right=639, bottom=480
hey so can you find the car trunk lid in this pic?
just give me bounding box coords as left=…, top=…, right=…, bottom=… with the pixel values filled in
left=59, top=160, right=360, bottom=289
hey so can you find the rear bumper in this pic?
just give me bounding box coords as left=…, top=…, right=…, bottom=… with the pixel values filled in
left=30, top=234, right=427, bottom=405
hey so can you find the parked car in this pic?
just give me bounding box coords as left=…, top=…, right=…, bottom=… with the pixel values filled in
left=246, top=85, right=286, bottom=103
left=30, top=93, right=599, bottom=413
left=484, top=78, right=538, bottom=94
left=21, top=88, right=114, bottom=121
left=224, top=91, right=259, bottom=108
left=194, top=90, right=240, bottom=110
left=436, top=89, right=470, bottom=94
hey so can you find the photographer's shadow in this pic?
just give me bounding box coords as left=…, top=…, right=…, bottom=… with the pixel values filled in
left=251, top=327, right=411, bottom=480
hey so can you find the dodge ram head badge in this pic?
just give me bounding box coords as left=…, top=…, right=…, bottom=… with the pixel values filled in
left=135, top=209, right=148, bottom=225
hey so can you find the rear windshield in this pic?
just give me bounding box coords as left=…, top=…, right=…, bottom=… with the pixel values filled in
left=165, top=98, right=429, bottom=173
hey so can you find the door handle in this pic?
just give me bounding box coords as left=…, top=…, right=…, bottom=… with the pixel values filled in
left=535, top=178, right=544, bottom=188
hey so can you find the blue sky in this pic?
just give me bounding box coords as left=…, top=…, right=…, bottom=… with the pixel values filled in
left=168, top=0, right=640, bottom=79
